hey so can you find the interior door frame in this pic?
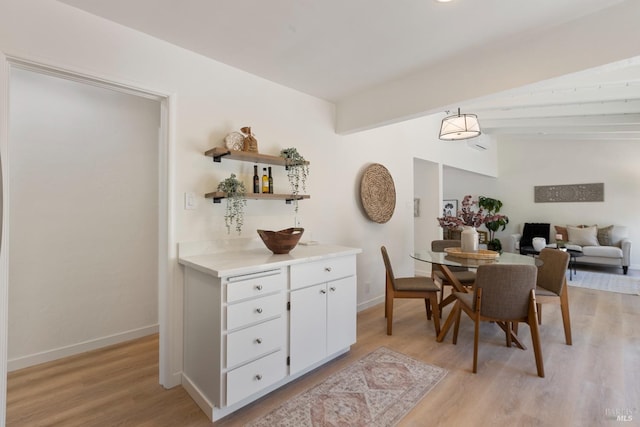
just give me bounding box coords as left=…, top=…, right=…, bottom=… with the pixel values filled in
left=0, top=53, right=176, bottom=423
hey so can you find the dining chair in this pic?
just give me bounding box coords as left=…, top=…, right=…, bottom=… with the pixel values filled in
left=451, top=264, right=544, bottom=377
left=535, top=248, right=572, bottom=345
left=381, top=246, right=441, bottom=336
left=431, top=240, right=476, bottom=312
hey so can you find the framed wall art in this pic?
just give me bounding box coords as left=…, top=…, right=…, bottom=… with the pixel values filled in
left=534, top=183, right=604, bottom=203
left=442, top=199, right=458, bottom=217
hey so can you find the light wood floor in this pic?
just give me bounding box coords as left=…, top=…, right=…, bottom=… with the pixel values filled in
left=7, top=270, right=640, bottom=426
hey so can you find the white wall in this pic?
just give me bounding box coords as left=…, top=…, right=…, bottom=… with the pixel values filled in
left=0, top=0, right=498, bottom=415
left=443, top=166, right=499, bottom=202
left=440, top=137, right=640, bottom=266
left=8, top=67, right=160, bottom=369
left=442, top=166, right=503, bottom=246
left=494, top=137, right=640, bottom=268
left=340, top=115, right=498, bottom=308
left=413, top=158, right=441, bottom=276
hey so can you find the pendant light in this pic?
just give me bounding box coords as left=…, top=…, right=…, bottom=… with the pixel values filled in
left=439, top=108, right=481, bottom=141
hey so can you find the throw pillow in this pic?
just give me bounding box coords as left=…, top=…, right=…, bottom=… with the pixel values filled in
left=597, top=225, right=614, bottom=246
left=555, top=226, right=568, bottom=241
left=567, top=225, right=599, bottom=246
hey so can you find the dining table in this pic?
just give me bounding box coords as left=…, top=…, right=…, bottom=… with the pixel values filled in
left=411, top=249, right=542, bottom=349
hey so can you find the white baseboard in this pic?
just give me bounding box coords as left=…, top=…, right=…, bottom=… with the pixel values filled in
left=357, top=295, right=384, bottom=312
left=8, top=324, right=159, bottom=372
left=165, top=370, right=183, bottom=389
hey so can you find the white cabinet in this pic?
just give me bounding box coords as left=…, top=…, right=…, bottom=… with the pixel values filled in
left=183, top=267, right=286, bottom=413
left=180, top=246, right=359, bottom=422
left=326, top=276, right=357, bottom=354
left=289, top=283, right=327, bottom=372
left=289, top=255, right=357, bottom=375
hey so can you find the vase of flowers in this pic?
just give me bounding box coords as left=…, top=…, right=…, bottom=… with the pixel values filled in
left=437, top=195, right=509, bottom=252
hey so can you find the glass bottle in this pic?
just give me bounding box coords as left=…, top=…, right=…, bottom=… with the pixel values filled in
left=262, top=168, right=269, bottom=193
left=268, top=167, right=273, bottom=194
left=253, top=165, right=260, bottom=193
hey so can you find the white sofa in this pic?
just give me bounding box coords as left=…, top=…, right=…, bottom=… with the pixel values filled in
left=511, top=225, right=631, bottom=274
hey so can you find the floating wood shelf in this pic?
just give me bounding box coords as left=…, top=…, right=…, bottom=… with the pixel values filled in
left=205, top=192, right=311, bottom=204
left=204, top=146, right=310, bottom=206
left=204, top=147, right=309, bottom=167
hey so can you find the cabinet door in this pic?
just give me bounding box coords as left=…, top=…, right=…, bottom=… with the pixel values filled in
left=327, top=276, right=357, bottom=355
left=289, top=283, right=327, bottom=375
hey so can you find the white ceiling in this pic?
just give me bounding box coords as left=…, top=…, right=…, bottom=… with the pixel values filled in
left=56, top=0, right=640, bottom=141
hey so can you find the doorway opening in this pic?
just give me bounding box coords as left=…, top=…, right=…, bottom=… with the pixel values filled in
left=1, top=57, right=173, bottom=413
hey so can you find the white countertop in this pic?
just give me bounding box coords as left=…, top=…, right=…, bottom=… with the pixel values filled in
left=178, top=243, right=362, bottom=278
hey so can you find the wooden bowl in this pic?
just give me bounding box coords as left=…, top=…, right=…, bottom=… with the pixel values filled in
left=257, top=228, right=305, bottom=254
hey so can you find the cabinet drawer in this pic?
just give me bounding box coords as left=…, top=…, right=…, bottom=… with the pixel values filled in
left=290, top=255, right=356, bottom=290
left=227, top=317, right=285, bottom=369
left=227, top=293, right=284, bottom=331
left=226, top=350, right=286, bottom=406
left=226, top=269, right=284, bottom=303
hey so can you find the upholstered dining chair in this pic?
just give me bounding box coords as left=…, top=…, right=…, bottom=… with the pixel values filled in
left=451, top=264, right=544, bottom=377
left=535, top=248, right=572, bottom=345
left=381, top=246, right=441, bottom=336
left=431, top=240, right=476, bottom=312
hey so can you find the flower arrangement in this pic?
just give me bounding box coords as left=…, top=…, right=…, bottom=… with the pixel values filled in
left=437, top=195, right=508, bottom=231
left=437, top=195, right=485, bottom=228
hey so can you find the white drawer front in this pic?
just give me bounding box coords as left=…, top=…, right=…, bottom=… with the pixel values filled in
left=290, top=255, right=356, bottom=290
left=227, top=293, right=283, bottom=331
left=226, top=269, right=285, bottom=303
left=226, top=350, right=286, bottom=406
left=226, top=317, right=285, bottom=369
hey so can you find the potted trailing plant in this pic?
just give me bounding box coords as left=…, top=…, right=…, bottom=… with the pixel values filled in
left=280, top=147, right=309, bottom=212
left=478, top=196, right=509, bottom=252
left=217, top=173, right=247, bottom=234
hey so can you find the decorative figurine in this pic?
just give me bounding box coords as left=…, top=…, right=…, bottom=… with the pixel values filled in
left=240, top=126, right=258, bottom=153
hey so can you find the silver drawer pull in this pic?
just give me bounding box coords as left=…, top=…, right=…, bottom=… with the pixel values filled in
left=256, top=308, right=263, bottom=314
left=330, top=286, right=336, bottom=292
left=255, top=285, right=263, bottom=291
left=255, top=338, right=263, bottom=344
left=320, top=289, right=327, bottom=294
left=255, top=374, right=262, bottom=381
left=325, top=267, right=332, bottom=272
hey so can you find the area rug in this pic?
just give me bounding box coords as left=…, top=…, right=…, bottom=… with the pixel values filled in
left=245, top=347, right=447, bottom=427
left=568, top=271, right=640, bottom=295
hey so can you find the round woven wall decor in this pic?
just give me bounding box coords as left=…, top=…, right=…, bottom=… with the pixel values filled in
left=360, top=163, right=396, bottom=223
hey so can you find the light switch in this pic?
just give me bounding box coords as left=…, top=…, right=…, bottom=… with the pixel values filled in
left=185, top=192, right=197, bottom=210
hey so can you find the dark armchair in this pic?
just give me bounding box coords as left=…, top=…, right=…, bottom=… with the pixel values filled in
left=518, top=223, right=550, bottom=255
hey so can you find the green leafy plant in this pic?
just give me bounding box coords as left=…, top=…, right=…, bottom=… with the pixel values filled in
left=478, top=196, right=509, bottom=252
left=217, top=173, right=247, bottom=234
left=280, top=147, right=309, bottom=212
